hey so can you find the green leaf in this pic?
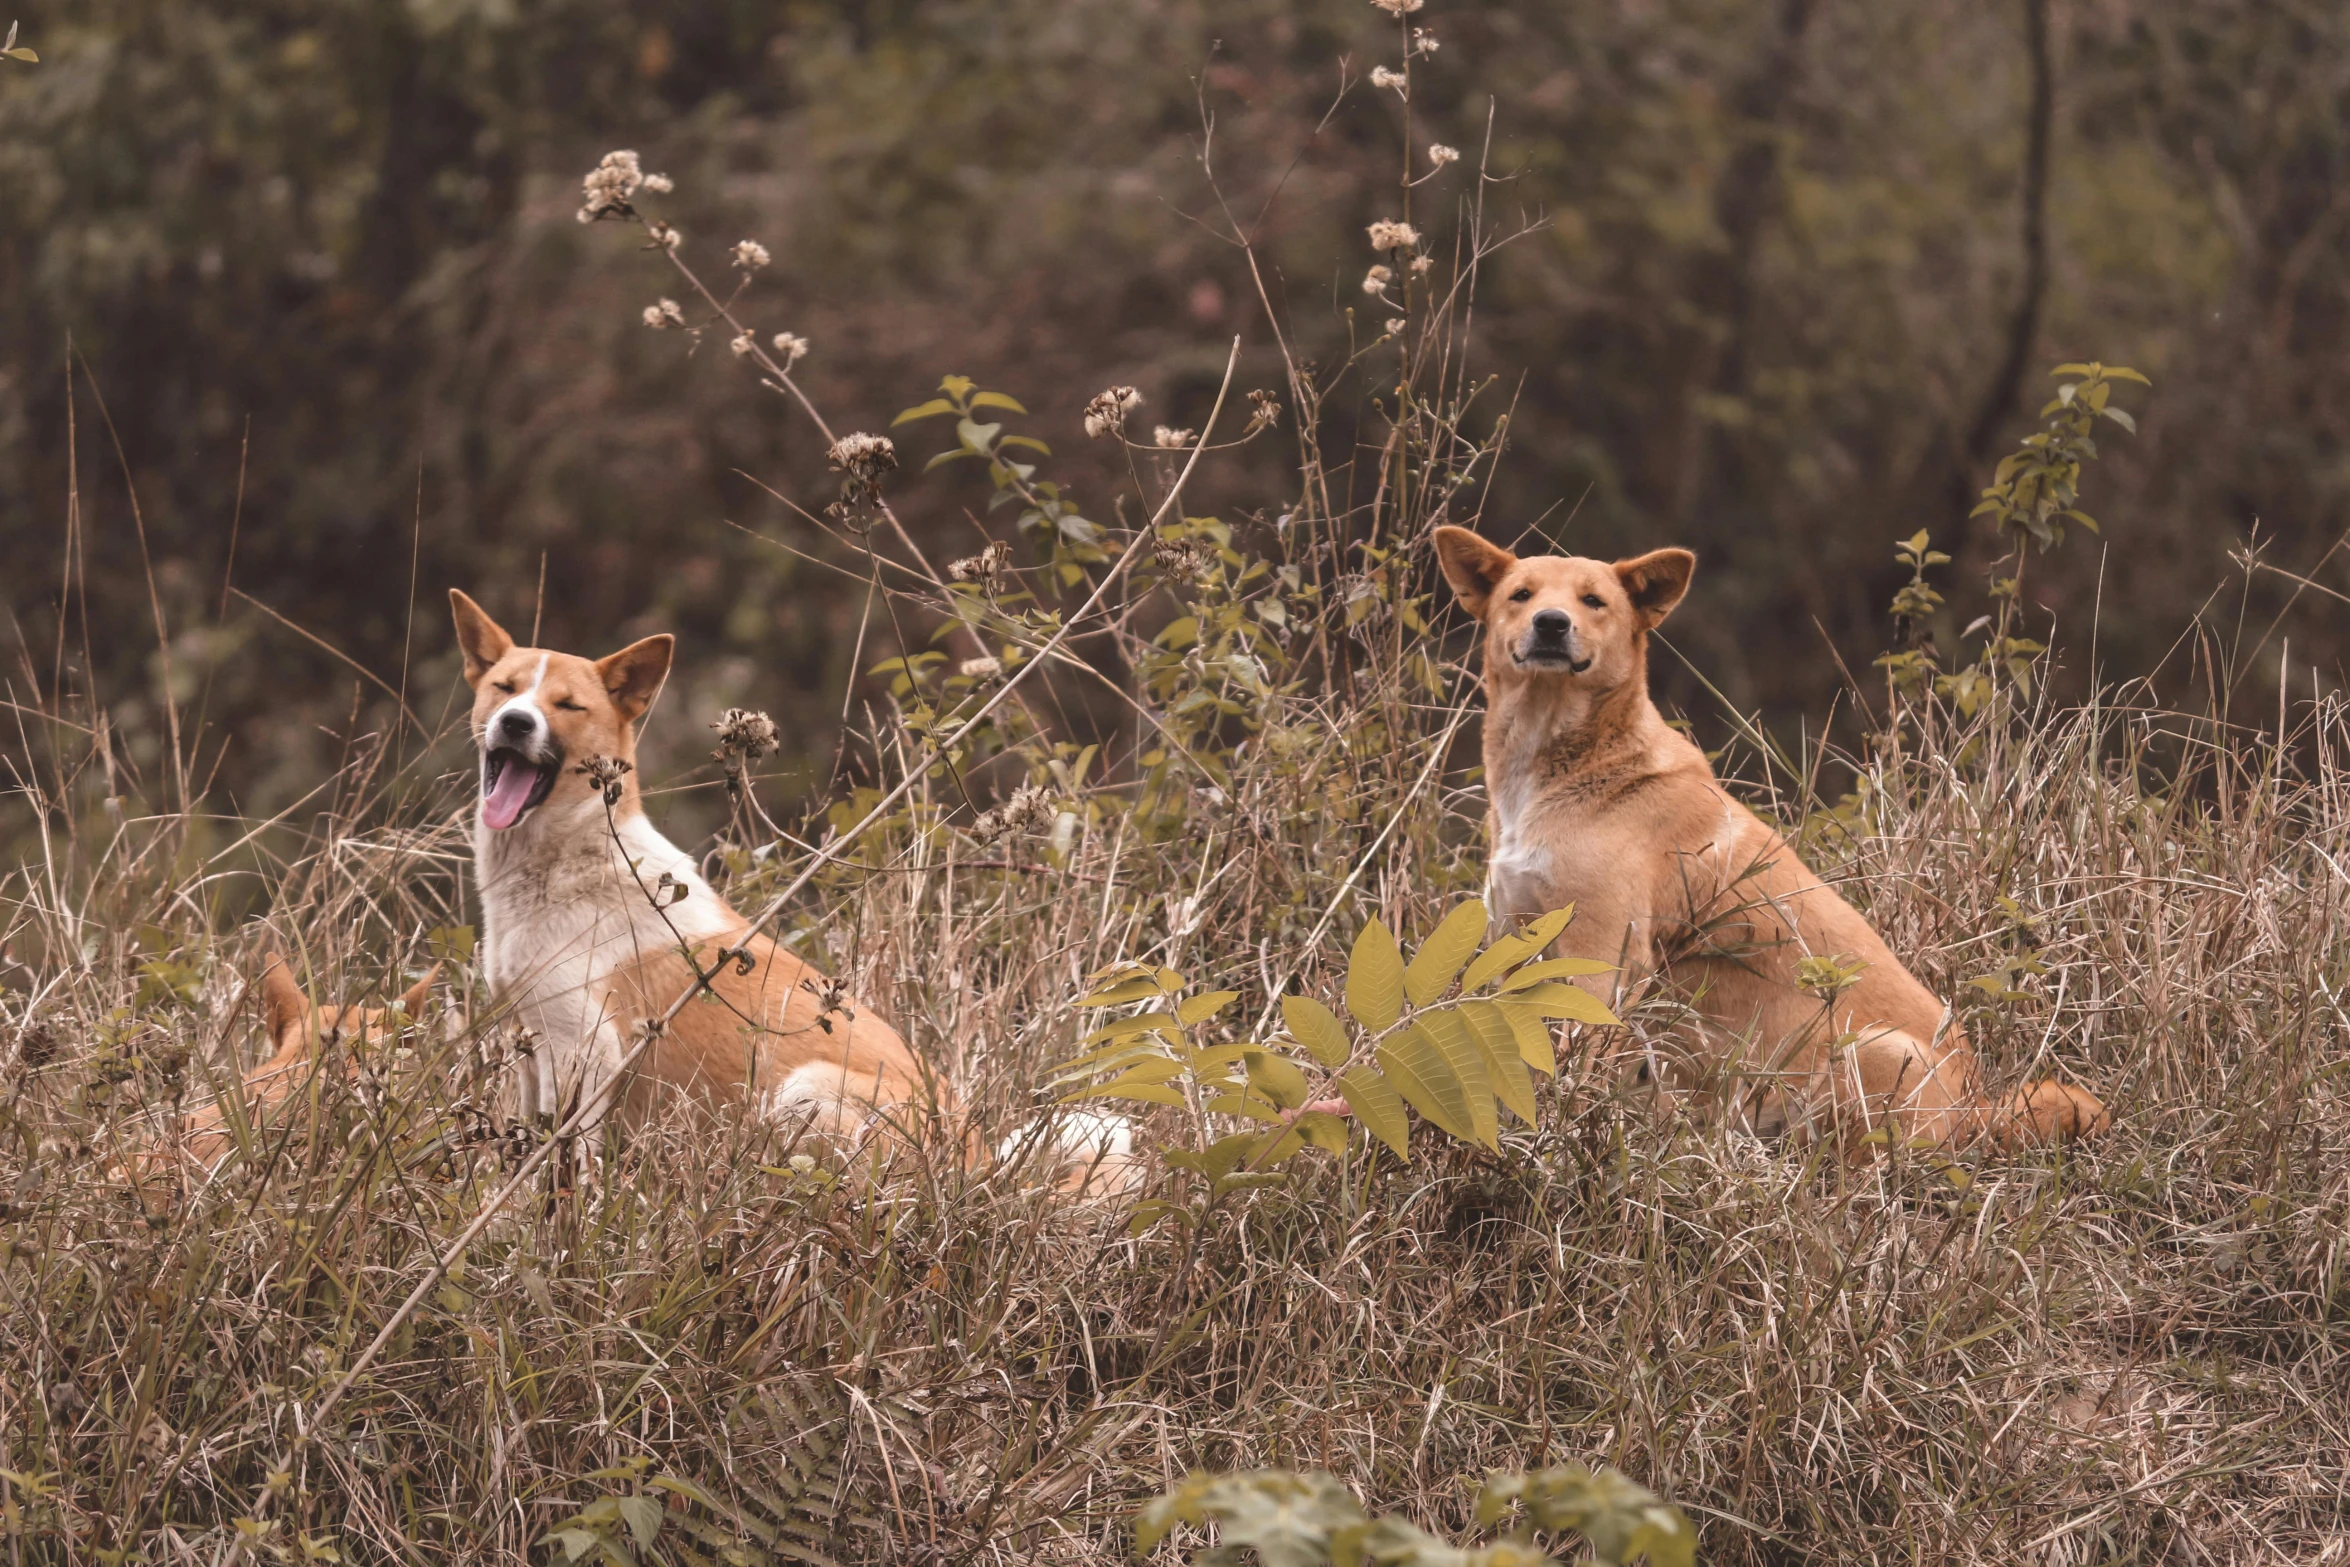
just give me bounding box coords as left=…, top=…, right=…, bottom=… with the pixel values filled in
left=923, top=447, right=983, bottom=472
left=969, top=390, right=1030, bottom=414
left=1178, top=989, right=1240, bottom=1026
left=1346, top=918, right=1406, bottom=1032
left=1508, top=982, right=1620, bottom=1026
left=1244, top=1049, right=1312, bottom=1111
left=1281, top=995, right=1354, bottom=1068
left=1081, top=976, right=1168, bottom=1007
left=998, top=433, right=1053, bottom=455
left=1500, top=957, right=1614, bottom=987
left=955, top=418, right=1002, bottom=454
left=1067, top=1081, right=1188, bottom=1109
left=1460, top=905, right=1575, bottom=991
left=1378, top=1022, right=1480, bottom=1144
left=1458, top=1001, right=1539, bottom=1124
left=615, top=1494, right=663, bottom=1551
left=1341, top=1066, right=1411, bottom=1157
left=1496, top=1003, right=1558, bottom=1074
left=891, top=397, right=957, bottom=425
left=550, top=1531, right=601, bottom=1564
left=1404, top=897, right=1488, bottom=1006
left=1418, top=1010, right=1499, bottom=1147
left=1293, top=1111, right=1350, bottom=1157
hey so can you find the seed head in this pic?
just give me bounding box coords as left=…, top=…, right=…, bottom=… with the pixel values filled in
left=729, top=332, right=756, bottom=357
left=959, top=655, right=1003, bottom=681
left=643, top=298, right=686, bottom=329
left=1083, top=385, right=1145, bottom=440
left=1370, top=65, right=1408, bottom=93
left=828, top=433, right=898, bottom=483
left=770, top=332, right=810, bottom=368
left=1361, top=264, right=1393, bottom=296
left=1412, top=27, right=1440, bottom=54
left=578, top=149, right=671, bottom=222
left=948, top=539, right=1013, bottom=586
left=575, top=755, right=634, bottom=806
left=1385, top=317, right=1408, bottom=337
left=1428, top=143, right=1460, bottom=167
left=1153, top=426, right=1195, bottom=450
left=730, top=239, right=772, bottom=271
left=1367, top=219, right=1422, bottom=253
left=710, top=707, right=780, bottom=766
left=648, top=222, right=683, bottom=253
left=1246, top=388, right=1282, bottom=432
left=1369, top=0, right=1424, bottom=14
left=970, top=781, right=1057, bottom=844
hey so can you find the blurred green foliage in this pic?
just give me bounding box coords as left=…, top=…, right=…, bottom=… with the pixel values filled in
left=4, top=0, right=2346, bottom=820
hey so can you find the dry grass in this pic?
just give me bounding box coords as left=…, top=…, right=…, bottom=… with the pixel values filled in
left=3, top=660, right=2347, bottom=1564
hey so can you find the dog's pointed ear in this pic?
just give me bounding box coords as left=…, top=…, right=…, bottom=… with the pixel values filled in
left=1614, top=548, right=1696, bottom=629
left=1434, top=527, right=1518, bottom=618
left=449, top=590, right=514, bottom=685
left=395, top=964, right=441, bottom=1020
left=595, top=634, right=674, bottom=725
left=258, top=951, right=311, bottom=1050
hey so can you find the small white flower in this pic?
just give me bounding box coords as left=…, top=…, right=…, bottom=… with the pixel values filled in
left=1428, top=143, right=1460, bottom=167
left=1083, top=385, right=1145, bottom=439
left=730, top=332, right=756, bottom=357
left=1385, top=317, right=1408, bottom=337
left=1412, top=27, right=1440, bottom=54
left=958, top=655, right=1003, bottom=680
left=643, top=298, right=685, bottom=329
left=730, top=239, right=772, bottom=271
left=1153, top=425, right=1195, bottom=449
left=1369, top=0, right=1424, bottom=14
left=770, top=332, right=810, bottom=367
left=1366, top=219, right=1422, bottom=253
left=1370, top=65, right=1408, bottom=93
left=1361, top=263, right=1393, bottom=295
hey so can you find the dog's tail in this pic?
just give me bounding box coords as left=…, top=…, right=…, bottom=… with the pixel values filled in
left=995, top=1106, right=1141, bottom=1198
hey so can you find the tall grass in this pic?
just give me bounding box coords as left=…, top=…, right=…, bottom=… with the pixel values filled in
left=6, top=22, right=2350, bottom=1567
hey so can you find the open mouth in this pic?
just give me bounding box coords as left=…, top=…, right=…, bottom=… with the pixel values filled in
left=1515, top=648, right=1593, bottom=674
left=480, top=746, right=560, bottom=831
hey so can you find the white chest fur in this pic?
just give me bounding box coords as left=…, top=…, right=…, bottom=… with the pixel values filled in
left=475, top=799, right=738, bottom=1121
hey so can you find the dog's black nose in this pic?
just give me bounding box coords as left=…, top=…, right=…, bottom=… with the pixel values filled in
left=1531, top=608, right=1571, bottom=640
left=498, top=710, right=536, bottom=740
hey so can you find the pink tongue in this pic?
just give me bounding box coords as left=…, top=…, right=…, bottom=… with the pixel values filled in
left=481, top=760, right=542, bottom=830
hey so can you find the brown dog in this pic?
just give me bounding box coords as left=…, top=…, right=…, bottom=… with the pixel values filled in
left=447, top=591, right=1133, bottom=1187
left=154, top=952, right=438, bottom=1179
left=1433, top=526, right=2108, bottom=1150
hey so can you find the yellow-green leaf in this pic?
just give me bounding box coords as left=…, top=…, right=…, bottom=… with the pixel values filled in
left=1281, top=995, right=1353, bottom=1068
left=1346, top=918, right=1406, bottom=1031
left=1378, top=1022, right=1479, bottom=1145
left=1509, top=982, right=1620, bottom=1026
left=1419, top=1010, right=1499, bottom=1147
left=1201, top=1092, right=1283, bottom=1123
left=1460, top=932, right=1540, bottom=993
left=1081, top=976, right=1167, bottom=1007
left=1293, top=1111, right=1350, bottom=1157
left=891, top=397, right=958, bottom=425
left=1458, top=1002, right=1539, bottom=1124
left=1177, top=989, right=1240, bottom=1026
left=1404, top=897, right=1489, bottom=1006
left=1243, top=1049, right=1312, bottom=1111
left=1500, top=957, right=1614, bottom=988
left=1341, top=1066, right=1411, bottom=1157
left=1067, top=1082, right=1188, bottom=1109
left=1496, top=1003, right=1557, bottom=1074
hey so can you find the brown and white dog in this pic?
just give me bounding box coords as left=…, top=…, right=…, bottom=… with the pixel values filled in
left=1432, top=527, right=2109, bottom=1151
left=448, top=591, right=1131, bottom=1183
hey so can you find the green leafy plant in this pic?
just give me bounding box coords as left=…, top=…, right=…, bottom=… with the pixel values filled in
left=1058, top=899, right=1618, bottom=1231
left=1138, top=1464, right=1696, bottom=1567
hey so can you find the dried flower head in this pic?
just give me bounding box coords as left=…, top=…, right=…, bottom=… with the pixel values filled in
left=575, top=754, right=634, bottom=806
left=643, top=298, right=686, bottom=329
left=770, top=332, right=810, bottom=368
left=1412, top=27, right=1440, bottom=54
left=1428, top=142, right=1460, bottom=167
left=578, top=149, right=672, bottom=222
left=730, top=239, right=771, bottom=271
left=1246, top=388, right=1282, bottom=432
left=970, top=781, right=1057, bottom=844
left=1361, top=263, right=1393, bottom=296
left=948, top=539, right=1013, bottom=586
left=1083, top=385, right=1145, bottom=440
left=10, top=1020, right=58, bottom=1071
left=709, top=707, right=780, bottom=766
left=1370, top=65, right=1408, bottom=93
left=1385, top=317, right=1408, bottom=337
left=1409, top=254, right=1436, bottom=275
left=959, top=655, right=1003, bottom=681
left=1153, top=426, right=1195, bottom=450
left=1367, top=219, right=1422, bottom=253
left=1152, top=534, right=1215, bottom=582
left=648, top=222, right=684, bottom=253
left=828, top=432, right=898, bottom=482
left=729, top=332, right=756, bottom=357
left=641, top=173, right=674, bottom=194
left=1369, top=0, right=1424, bottom=14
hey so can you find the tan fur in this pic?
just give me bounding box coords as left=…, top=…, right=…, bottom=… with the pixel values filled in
left=450, top=590, right=924, bottom=1139
left=1433, top=527, right=2109, bottom=1152
left=143, top=953, right=439, bottom=1184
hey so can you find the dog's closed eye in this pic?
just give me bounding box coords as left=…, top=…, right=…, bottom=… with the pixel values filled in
left=492, top=679, right=518, bottom=694
left=553, top=698, right=587, bottom=712
left=1508, top=587, right=1533, bottom=603
left=1581, top=593, right=1606, bottom=609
